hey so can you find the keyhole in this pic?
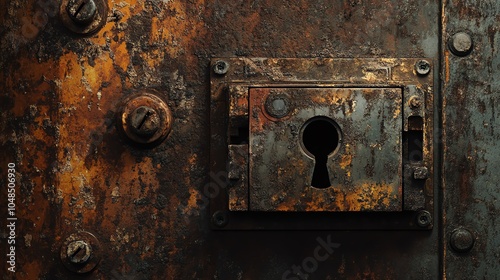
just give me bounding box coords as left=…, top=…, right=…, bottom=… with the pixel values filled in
left=301, top=117, right=341, bottom=189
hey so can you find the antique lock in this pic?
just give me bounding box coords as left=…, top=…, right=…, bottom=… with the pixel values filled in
left=210, top=58, right=433, bottom=229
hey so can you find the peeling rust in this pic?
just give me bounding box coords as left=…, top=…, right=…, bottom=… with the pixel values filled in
left=0, top=0, right=446, bottom=278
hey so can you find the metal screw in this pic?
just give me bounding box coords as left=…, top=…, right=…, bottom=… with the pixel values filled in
left=212, top=210, right=228, bottom=227
left=413, top=166, right=429, bottom=180
left=415, top=60, right=431, bottom=76
left=449, top=32, right=473, bottom=57
left=450, top=228, right=475, bottom=253
left=66, top=0, right=97, bottom=25
left=265, top=93, right=291, bottom=119
left=128, top=106, right=160, bottom=138
left=120, top=93, right=173, bottom=145
left=213, top=60, right=229, bottom=75
left=61, top=232, right=101, bottom=273
left=66, top=240, right=91, bottom=264
left=409, top=96, right=422, bottom=109
left=416, top=210, right=432, bottom=227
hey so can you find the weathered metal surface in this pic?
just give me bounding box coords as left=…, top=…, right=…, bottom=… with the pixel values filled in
left=0, top=0, right=444, bottom=279
left=442, top=0, right=500, bottom=279
left=249, top=87, right=403, bottom=212
left=227, top=144, right=248, bottom=211
left=212, top=58, right=433, bottom=217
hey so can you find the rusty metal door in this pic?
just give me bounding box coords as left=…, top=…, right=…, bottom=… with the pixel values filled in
left=0, top=0, right=498, bottom=279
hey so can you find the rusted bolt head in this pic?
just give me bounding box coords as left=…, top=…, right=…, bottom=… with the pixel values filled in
left=413, top=166, right=429, bottom=180
left=450, top=228, right=475, bottom=253
left=265, top=93, right=291, bottom=119
left=416, top=210, right=432, bottom=227
left=67, top=240, right=91, bottom=264
left=60, top=231, right=101, bottom=274
left=212, top=210, right=228, bottom=227
left=66, top=0, right=97, bottom=25
left=415, top=60, right=431, bottom=76
left=128, top=106, right=160, bottom=137
left=409, top=96, right=422, bottom=109
left=213, top=60, right=230, bottom=75
left=449, top=32, right=473, bottom=57
left=60, top=0, right=107, bottom=35
left=120, top=93, right=173, bottom=144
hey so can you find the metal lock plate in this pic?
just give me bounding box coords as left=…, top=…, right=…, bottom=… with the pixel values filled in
left=249, top=87, right=402, bottom=211
left=210, top=58, right=433, bottom=229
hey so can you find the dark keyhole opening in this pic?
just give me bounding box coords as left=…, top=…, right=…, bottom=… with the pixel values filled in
left=302, top=117, right=340, bottom=189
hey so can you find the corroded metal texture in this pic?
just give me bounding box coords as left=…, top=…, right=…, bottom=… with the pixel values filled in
left=0, top=0, right=448, bottom=279
left=212, top=58, right=433, bottom=216
left=442, top=0, right=500, bottom=279
left=249, top=87, right=403, bottom=211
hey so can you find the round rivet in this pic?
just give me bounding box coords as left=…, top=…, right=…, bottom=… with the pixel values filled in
left=449, top=32, right=473, bottom=57
left=450, top=228, right=475, bottom=253
left=265, top=93, right=291, bottom=119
